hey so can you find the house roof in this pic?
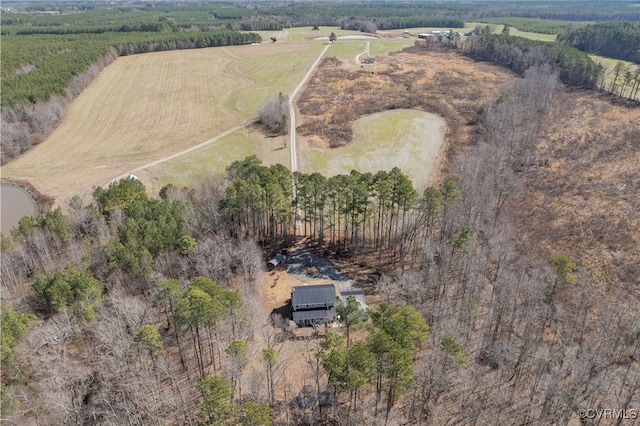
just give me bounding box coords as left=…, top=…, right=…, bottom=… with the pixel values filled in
left=291, top=284, right=336, bottom=308
left=293, top=307, right=336, bottom=322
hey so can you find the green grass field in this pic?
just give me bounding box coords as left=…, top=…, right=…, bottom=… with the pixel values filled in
left=143, top=132, right=254, bottom=192
left=300, top=110, right=445, bottom=191
left=464, top=22, right=557, bottom=41
left=1, top=27, right=440, bottom=203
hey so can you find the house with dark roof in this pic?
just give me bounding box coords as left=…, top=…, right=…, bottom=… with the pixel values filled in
left=291, top=284, right=337, bottom=327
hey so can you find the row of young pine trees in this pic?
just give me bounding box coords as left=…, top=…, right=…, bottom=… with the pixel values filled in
left=219, top=155, right=460, bottom=266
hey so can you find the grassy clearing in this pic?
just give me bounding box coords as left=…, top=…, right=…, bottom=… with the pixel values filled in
left=141, top=131, right=254, bottom=194
left=300, top=110, right=445, bottom=191
left=590, top=55, right=638, bottom=71
left=253, top=26, right=356, bottom=42
left=509, top=28, right=557, bottom=42
left=142, top=123, right=292, bottom=196
left=464, top=22, right=557, bottom=42
left=590, top=55, right=639, bottom=90
left=230, top=43, right=326, bottom=113
left=326, top=41, right=368, bottom=60
left=369, top=39, right=415, bottom=56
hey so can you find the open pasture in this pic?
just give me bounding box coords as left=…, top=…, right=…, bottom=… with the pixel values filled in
left=253, top=26, right=360, bottom=42
left=1, top=40, right=325, bottom=203
left=2, top=27, right=458, bottom=204
left=300, top=110, right=445, bottom=192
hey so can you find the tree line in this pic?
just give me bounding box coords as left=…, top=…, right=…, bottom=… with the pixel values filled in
left=1, top=63, right=639, bottom=423
left=219, top=155, right=439, bottom=263
left=557, top=21, right=640, bottom=64
left=463, top=33, right=600, bottom=88
left=446, top=30, right=639, bottom=101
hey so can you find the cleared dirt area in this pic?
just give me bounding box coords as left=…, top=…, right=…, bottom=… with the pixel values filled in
left=246, top=248, right=359, bottom=403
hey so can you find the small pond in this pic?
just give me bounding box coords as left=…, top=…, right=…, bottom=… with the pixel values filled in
left=1, top=184, right=38, bottom=234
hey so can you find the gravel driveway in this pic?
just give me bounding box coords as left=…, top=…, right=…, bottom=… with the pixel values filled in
left=286, top=248, right=354, bottom=293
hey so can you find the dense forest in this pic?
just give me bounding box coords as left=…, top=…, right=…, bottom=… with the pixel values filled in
left=557, top=21, right=640, bottom=64
left=2, top=61, right=639, bottom=424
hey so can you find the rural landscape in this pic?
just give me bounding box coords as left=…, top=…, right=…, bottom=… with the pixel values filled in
left=1, top=1, right=639, bottom=425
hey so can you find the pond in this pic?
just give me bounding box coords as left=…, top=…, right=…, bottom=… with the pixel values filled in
left=1, top=184, right=38, bottom=234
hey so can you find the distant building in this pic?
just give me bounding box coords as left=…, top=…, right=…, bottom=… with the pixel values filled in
left=291, top=284, right=337, bottom=326
left=361, top=57, right=375, bottom=64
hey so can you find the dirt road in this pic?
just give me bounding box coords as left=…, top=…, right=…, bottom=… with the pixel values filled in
left=354, top=41, right=371, bottom=64
left=288, top=43, right=332, bottom=173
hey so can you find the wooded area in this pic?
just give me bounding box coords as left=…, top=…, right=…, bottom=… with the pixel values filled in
left=1, top=2, right=639, bottom=424
left=557, top=21, right=640, bottom=64
left=2, top=1, right=639, bottom=164
left=2, top=62, right=639, bottom=424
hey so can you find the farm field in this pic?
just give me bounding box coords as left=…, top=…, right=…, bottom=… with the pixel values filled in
left=140, top=35, right=417, bottom=194
left=1, top=40, right=325, bottom=204
left=1, top=29, right=423, bottom=205
left=253, top=26, right=370, bottom=42
left=464, top=22, right=557, bottom=41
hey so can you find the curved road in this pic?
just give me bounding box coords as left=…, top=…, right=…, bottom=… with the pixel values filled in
left=354, top=41, right=371, bottom=65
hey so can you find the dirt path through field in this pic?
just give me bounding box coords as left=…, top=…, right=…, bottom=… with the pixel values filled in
left=105, top=121, right=253, bottom=187
left=289, top=43, right=332, bottom=173
left=354, top=41, right=371, bottom=64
